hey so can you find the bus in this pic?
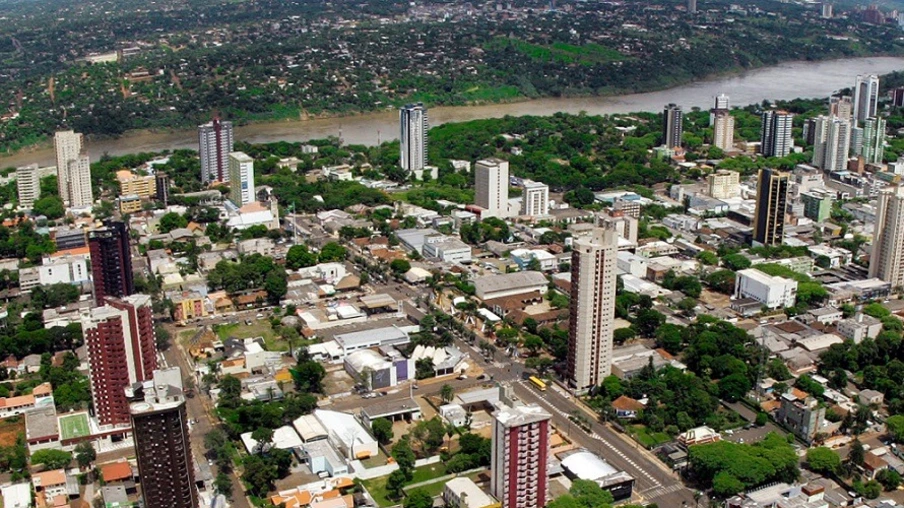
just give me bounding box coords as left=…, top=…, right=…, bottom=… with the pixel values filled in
left=529, top=376, right=547, bottom=391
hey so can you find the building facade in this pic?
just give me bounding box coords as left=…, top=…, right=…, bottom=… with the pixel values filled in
left=869, top=185, right=904, bottom=287
left=116, top=170, right=156, bottom=198
left=812, top=116, right=851, bottom=172
left=752, top=168, right=790, bottom=246
left=67, top=155, right=94, bottom=208
left=662, top=104, right=683, bottom=148
left=491, top=404, right=551, bottom=508
left=54, top=130, right=82, bottom=206
left=400, top=103, right=428, bottom=174
left=16, top=164, right=40, bottom=209
left=130, top=369, right=197, bottom=508
left=829, top=95, right=853, bottom=121
left=89, top=221, right=134, bottom=301
left=801, top=190, right=834, bottom=222
left=567, top=228, right=618, bottom=393
left=228, top=152, right=255, bottom=206
left=776, top=392, right=825, bottom=443
left=475, top=159, right=510, bottom=218
left=83, top=295, right=157, bottom=426
left=712, top=110, right=735, bottom=151
left=734, top=269, right=798, bottom=309
left=760, top=110, right=793, bottom=158
left=199, top=118, right=234, bottom=184
left=521, top=180, right=549, bottom=217
left=706, top=169, right=740, bottom=199
left=853, top=74, right=880, bottom=125
left=861, top=116, right=886, bottom=164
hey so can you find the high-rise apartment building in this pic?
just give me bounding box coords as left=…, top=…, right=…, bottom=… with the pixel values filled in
left=199, top=118, right=234, bottom=184
left=861, top=116, right=886, bottom=164
left=82, top=294, right=157, bottom=426
left=54, top=130, right=82, bottom=204
left=812, top=116, right=851, bottom=172
left=156, top=173, right=170, bottom=205
left=400, top=103, right=428, bottom=174
left=228, top=152, right=255, bottom=206
left=870, top=185, right=904, bottom=287
left=850, top=125, right=864, bottom=156
left=567, top=228, right=618, bottom=393
left=130, top=368, right=197, bottom=508
left=662, top=104, right=683, bottom=148
left=801, top=190, right=834, bottom=222
left=66, top=155, right=94, bottom=208
left=706, top=169, right=740, bottom=199
left=752, top=168, right=790, bottom=246
left=853, top=74, right=880, bottom=125
left=712, top=109, right=735, bottom=151
left=760, top=110, right=793, bottom=158
left=520, top=180, right=549, bottom=217
left=16, top=164, right=41, bottom=209
left=710, top=94, right=729, bottom=125
left=687, top=0, right=696, bottom=13
left=829, top=95, right=853, bottom=121
left=89, top=221, right=134, bottom=301
left=491, top=403, right=552, bottom=508
left=475, top=158, right=510, bottom=218
left=821, top=3, right=833, bottom=18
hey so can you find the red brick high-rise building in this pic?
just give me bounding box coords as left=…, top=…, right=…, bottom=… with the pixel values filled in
left=88, top=220, right=134, bottom=302
left=82, top=294, right=157, bottom=426
left=491, top=403, right=552, bottom=508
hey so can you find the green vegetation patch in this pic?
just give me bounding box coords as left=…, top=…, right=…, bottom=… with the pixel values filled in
left=628, top=425, right=671, bottom=448
left=59, top=413, right=91, bottom=440
left=486, top=37, right=627, bottom=66
left=362, top=463, right=448, bottom=507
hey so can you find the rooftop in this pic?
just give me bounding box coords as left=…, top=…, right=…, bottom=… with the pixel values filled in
left=494, top=403, right=551, bottom=428
left=560, top=449, right=619, bottom=481
left=444, top=477, right=497, bottom=508
left=474, top=271, right=548, bottom=295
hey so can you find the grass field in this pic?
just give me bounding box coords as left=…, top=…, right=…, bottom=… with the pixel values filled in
left=215, top=321, right=286, bottom=351
left=59, top=413, right=91, bottom=440
left=628, top=425, right=671, bottom=449
left=0, top=417, right=24, bottom=447
left=362, top=463, right=448, bottom=507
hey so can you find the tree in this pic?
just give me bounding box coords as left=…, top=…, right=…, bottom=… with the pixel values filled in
left=155, top=325, right=172, bottom=351
left=391, top=437, right=416, bottom=477
left=440, top=384, right=454, bottom=403
left=887, top=415, right=904, bottom=442
left=158, top=212, right=189, bottom=233
left=214, top=472, right=234, bottom=500
left=31, top=449, right=72, bottom=469
left=75, top=441, right=96, bottom=469
left=372, top=418, right=394, bottom=445
left=718, top=373, right=750, bottom=402
left=33, top=196, right=65, bottom=220
left=722, top=253, right=752, bottom=271
left=712, top=471, right=745, bottom=497
left=292, top=359, right=326, bottom=393
left=318, top=242, right=347, bottom=262
left=634, top=309, right=665, bottom=337
left=849, top=439, right=865, bottom=467
left=806, top=447, right=841, bottom=475
left=404, top=489, right=434, bottom=508
left=613, top=327, right=636, bottom=344
left=386, top=469, right=408, bottom=499
left=755, top=412, right=768, bottom=427
left=251, top=427, right=274, bottom=454
left=286, top=245, right=318, bottom=269
left=877, top=469, right=902, bottom=491
left=415, top=358, right=435, bottom=380
left=522, top=335, right=544, bottom=356
left=697, top=251, right=719, bottom=266
left=241, top=455, right=279, bottom=497
left=390, top=259, right=411, bottom=275
left=525, top=356, right=554, bottom=374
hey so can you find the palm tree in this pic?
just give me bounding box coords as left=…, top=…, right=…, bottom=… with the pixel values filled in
left=440, top=384, right=454, bottom=403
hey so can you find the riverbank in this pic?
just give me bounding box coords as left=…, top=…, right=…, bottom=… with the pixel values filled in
left=2, top=56, right=904, bottom=169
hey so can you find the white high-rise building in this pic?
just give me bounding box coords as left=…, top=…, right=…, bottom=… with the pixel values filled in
left=870, top=185, right=904, bottom=287
left=228, top=152, right=255, bottom=206
left=812, top=116, right=851, bottom=172
left=829, top=95, right=853, bottom=122
left=521, top=180, right=549, bottom=217
left=15, top=164, right=41, bottom=209
left=853, top=74, right=880, bottom=125
left=707, top=169, right=740, bottom=199
left=760, top=110, right=793, bottom=158
left=54, top=130, right=85, bottom=207
left=567, top=228, right=618, bottom=393
left=662, top=104, right=684, bottom=148
left=491, top=403, right=552, bottom=508
left=712, top=109, right=735, bottom=151
left=199, top=119, right=234, bottom=184
left=475, top=158, right=510, bottom=218
left=400, top=103, right=428, bottom=174
left=861, top=117, right=886, bottom=164
left=66, top=155, right=94, bottom=208
left=710, top=94, right=730, bottom=125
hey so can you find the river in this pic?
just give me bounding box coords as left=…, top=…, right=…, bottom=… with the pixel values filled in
left=3, top=56, right=904, bottom=169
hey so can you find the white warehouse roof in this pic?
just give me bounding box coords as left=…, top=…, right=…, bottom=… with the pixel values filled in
left=561, top=450, right=619, bottom=481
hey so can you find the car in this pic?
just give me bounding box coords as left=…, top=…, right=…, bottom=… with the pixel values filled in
left=457, top=374, right=468, bottom=380
left=477, top=374, right=489, bottom=381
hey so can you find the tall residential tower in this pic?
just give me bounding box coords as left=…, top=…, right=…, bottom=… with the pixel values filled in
left=491, top=403, right=552, bottom=508
left=870, top=185, right=904, bottom=287
left=853, top=74, right=880, bottom=125
left=812, top=116, right=851, bottom=172
left=752, top=168, right=790, bottom=247
left=662, top=104, right=683, bottom=148
left=228, top=152, right=255, bottom=206
left=400, top=103, right=428, bottom=175
left=199, top=118, right=234, bottom=184
left=475, top=158, right=510, bottom=218
left=88, top=221, right=134, bottom=301
left=760, top=110, right=793, bottom=158
left=16, top=164, right=41, bottom=209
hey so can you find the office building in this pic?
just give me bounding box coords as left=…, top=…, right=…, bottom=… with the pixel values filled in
left=475, top=158, right=510, bottom=218
left=130, top=368, right=198, bottom=508
left=706, top=169, right=740, bottom=199
left=711, top=109, right=735, bottom=151
left=776, top=392, right=825, bottom=443
left=734, top=268, right=798, bottom=309
left=521, top=180, right=549, bottom=217
left=83, top=294, right=157, bottom=426
left=829, top=95, right=853, bottom=121
left=54, top=130, right=82, bottom=205
left=662, top=104, right=683, bottom=148
left=760, top=110, right=793, bottom=158
left=800, top=190, right=833, bottom=222
left=198, top=118, right=234, bottom=184
left=567, top=228, right=618, bottom=393
left=752, top=168, right=790, bottom=246
left=88, top=221, right=134, bottom=301
left=812, top=116, right=851, bottom=172
left=491, top=403, right=552, bottom=508
left=400, top=103, right=428, bottom=174
left=228, top=152, right=255, bottom=206
left=861, top=116, right=886, bottom=164
left=892, top=87, right=904, bottom=108
left=870, top=185, right=904, bottom=287
left=156, top=173, right=169, bottom=205
left=15, top=164, right=40, bottom=209
left=853, top=74, right=880, bottom=125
